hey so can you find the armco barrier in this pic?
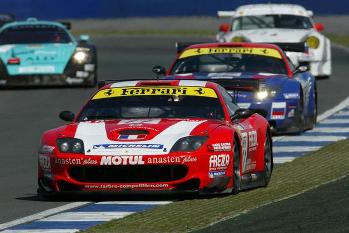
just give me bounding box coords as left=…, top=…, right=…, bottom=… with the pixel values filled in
left=0, top=0, right=347, bottom=19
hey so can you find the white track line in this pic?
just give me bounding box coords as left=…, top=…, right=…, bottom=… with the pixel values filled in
left=274, top=157, right=296, bottom=164
left=273, top=146, right=321, bottom=153
left=317, top=96, right=349, bottom=122
left=94, top=201, right=172, bottom=205
left=39, top=211, right=133, bottom=222
left=320, top=119, right=349, bottom=124
left=0, top=202, right=90, bottom=231
left=2, top=230, right=79, bottom=233
left=311, top=127, right=349, bottom=133
left=275, top=136, right=346, bottom=142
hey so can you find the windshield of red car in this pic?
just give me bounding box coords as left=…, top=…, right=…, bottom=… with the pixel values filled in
left=232, top=15, right=313, bottom=30
left=78, top=86, right=225, bottom=121
left=170, top=50, right=288, bottom=75
left=0, top=25, right=72, bottom=44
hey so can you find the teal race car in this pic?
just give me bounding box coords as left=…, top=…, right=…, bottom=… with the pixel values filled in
left=0, top=18, right=97, bottom=87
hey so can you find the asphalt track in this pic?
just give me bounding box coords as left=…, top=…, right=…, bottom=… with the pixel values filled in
left=0, top=35, right=349, bottom=224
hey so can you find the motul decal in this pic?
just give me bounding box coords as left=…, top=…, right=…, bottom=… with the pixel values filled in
left=100, top=155, right=145, bottom=165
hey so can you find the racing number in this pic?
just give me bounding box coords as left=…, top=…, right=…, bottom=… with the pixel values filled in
left=241, top=132, right=248, bottom=172
left=241, top=130, right=258, bottom=172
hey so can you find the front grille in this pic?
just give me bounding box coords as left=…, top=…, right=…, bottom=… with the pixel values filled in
left=69, top=165, right=188, bottom=183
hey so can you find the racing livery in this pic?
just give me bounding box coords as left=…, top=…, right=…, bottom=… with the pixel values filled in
left=158, top=42, right=317, bottom=134
left=216, top=4, right=331, bottom=78
left=38, top=80, right=273, bottom=195
left=0, top=18, right=97, bottom=86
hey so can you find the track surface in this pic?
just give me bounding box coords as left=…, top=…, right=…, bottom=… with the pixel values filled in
left=0, top=36, right=349, bottom=224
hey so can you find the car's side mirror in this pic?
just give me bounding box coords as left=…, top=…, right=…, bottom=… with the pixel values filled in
left=293, top=65, right=308, bottom=74
left=59, top=111, right=75, bottom=122
left=314, top=23, right=324, bottom=32
left=79, top=34, right=90, bottom=42
left=231, top=108, right=255, bottom=121
left=219, top=23, right=230, bottom=32
left=152, top=65, right=166, bottom=77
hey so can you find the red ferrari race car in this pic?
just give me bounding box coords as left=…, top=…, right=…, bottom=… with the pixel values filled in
left=38, top=80, right=273, bottom=195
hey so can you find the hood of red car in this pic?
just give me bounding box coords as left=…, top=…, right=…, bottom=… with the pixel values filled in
left=64, top=118, right=222, bottom=155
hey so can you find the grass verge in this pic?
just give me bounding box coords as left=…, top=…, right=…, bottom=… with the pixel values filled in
left=82, top=139, right=349, bottom=233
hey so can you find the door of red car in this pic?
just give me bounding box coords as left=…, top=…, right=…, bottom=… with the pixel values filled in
left=218, top=85, right=259, bottom=174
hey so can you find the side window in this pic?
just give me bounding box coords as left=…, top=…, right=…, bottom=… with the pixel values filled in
left=218, top=85, right=239, bottom=116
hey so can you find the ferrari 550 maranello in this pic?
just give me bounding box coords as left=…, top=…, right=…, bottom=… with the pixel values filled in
left=38, top=80, right=273, bottom=195
left=0, top=18, right=97, bottom=87
left=158, top=42, right=317, bottom=134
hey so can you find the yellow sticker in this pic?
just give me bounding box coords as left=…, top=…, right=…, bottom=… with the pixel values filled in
left=92, top=86, right=218, bottom=100
left=179, top=47, right=282, bottom=59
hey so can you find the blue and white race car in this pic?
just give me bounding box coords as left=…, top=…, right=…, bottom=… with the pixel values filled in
left=157, top=42, right=317, bottom=134
left=0, top=18, right=97, bottom=87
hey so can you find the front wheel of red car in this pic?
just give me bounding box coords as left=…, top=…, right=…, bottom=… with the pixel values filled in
left=262, top=132, right=273, bottom=187
left=232, top=139, right=241, bottom=195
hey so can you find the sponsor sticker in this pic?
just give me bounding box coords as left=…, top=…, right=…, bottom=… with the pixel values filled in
left=147, top=155, right=197, bottom=164
left=211, top=143, right=232, bottom=151
left=209, top=170, right=226, bottom=178
left=93, top=143, right=164, bottom=149
left=39, top=145, right=55, bottom=154
left=100, top=155, right=145, bottom=165
left=92, top=86, right=218, bottom=100
left=179, top=47, right=282, bottom=59
left=18, top=66, right=55, bottom=73
left=283, top=93, right=300, bottom=99
left=271, top=102, right=286, bottom=120
left=118, top=119, right=161, bottom=125
left=85, top=183, right=169, bottom=189
left=209, top=154, right=230, bottom=170
left=54, top=158, right=98, bottom=166
left=39, top=155, right=51, bottom=170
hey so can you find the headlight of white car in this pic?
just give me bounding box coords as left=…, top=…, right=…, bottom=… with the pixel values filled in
left=231, top=36, right=246, bottom=42
left=306, top=36, right=320, bottom=49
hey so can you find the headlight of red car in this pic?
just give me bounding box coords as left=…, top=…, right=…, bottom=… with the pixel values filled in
left=170, top=136, right=208, bottom=152
left=56, top=138, right=85, bottom=153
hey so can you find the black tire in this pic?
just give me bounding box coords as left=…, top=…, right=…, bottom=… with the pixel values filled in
left=232, top=139, right=241, bottom=195
left=296, top=90, right=305, bottom=133
left=310, top=84, right=318, bottom=129
left=262, top=132, right=273, bottom=187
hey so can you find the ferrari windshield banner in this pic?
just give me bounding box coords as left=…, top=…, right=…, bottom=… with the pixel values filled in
left=179, top=47, right=282, bottom=59
left=93, top=86, right=218, bottom=99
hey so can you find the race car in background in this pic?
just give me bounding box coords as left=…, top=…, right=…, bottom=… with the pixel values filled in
left=0, top=18, right=97, bottom=87
left=154, top=42, right=317, bottom=134
left=0, top=14, right=15, bottom=27
left=216, top=4, right=331, bottom=78
left=38, top=80, right=273, bottom=195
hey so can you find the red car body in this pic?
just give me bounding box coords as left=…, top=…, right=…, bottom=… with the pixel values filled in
left=38, top=80, right=273, bottom=194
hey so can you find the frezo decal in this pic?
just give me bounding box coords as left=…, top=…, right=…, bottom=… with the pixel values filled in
left=209, top=154, right=230, bottom=170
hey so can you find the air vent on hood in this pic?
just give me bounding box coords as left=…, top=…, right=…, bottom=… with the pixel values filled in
left=119, top=129, right=149, bottom=135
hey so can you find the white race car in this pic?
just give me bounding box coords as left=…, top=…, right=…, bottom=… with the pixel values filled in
left=216, top=4, right=331, bottom=78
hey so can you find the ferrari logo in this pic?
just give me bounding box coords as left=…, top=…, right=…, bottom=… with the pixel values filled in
left=104, top=89, right=114, bottom=96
